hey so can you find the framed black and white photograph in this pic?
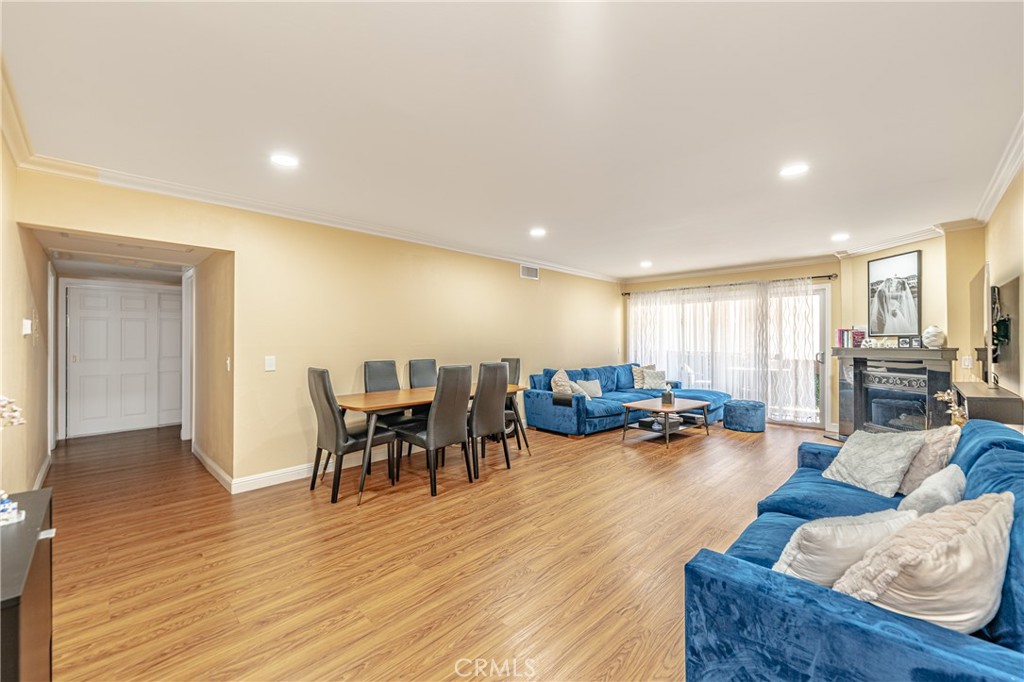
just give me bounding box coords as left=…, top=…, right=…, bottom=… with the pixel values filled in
left=911, top=337, right=922, bottom=348
left=868, top=250, right=921, bottom=337
left=899, top=337, right=911, bottom=348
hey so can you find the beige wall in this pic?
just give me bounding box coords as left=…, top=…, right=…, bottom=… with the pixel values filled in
left=1, top=138, right=50, bottom=492
left=14, top=168, right=622, bottom=481
left=944, top=227, right=987, bottom=383
left=986, top=169, right=1023, bottom=395
left=194, top=251, right=235, bottom=476
left=622, top=260, right=843, bottom=427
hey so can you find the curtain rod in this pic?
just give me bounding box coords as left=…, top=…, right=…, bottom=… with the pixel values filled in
left=621, top=273, right=837, bottom=296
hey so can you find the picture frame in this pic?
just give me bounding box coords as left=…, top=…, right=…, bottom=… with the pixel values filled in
left=867, top=250, right=921, bottom=337
left=899, top=337, right=911, bottom=348
left=911, top=337, right=922, bottom=348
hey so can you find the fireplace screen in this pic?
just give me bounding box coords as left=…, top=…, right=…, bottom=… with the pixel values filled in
left=863, top=369, right=927, bottom=432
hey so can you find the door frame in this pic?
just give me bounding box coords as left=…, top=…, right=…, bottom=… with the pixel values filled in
left=47, top=263, right=56, bottom=452
left=57, top=277, right=184, bottom=441
left=814, top=282, right=833, bottom=431
left=180, top=268, right=194, bottom=441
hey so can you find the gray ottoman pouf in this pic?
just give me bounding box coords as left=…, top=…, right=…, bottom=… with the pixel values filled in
left=724, top=400, right=766, bottom=432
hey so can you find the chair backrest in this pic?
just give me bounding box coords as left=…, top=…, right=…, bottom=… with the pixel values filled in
left=426, top=365, right=472, bottom=450
left=501, top=357, right=521, bottom=385
left=471, top=362, right=509, bottom=437
left=409, top=358, right=438, bottom=389
left=308, top=367, right=349, bottom=452
left=364, top=360, right=401, bottom=392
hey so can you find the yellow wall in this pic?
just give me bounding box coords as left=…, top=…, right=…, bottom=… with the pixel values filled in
left=14, top=168, right=622, bottom=481
left=944, top=227, right=987, bottom=383
left=194, top=251, right=234, bottom=476
left=1, top=138, right=50, bottom=492
left=622, top=260, right=843, bottom=426
left=986, top=169, right=1023, bottom=395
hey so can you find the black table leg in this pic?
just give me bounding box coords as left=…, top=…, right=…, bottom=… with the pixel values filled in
left=510, top=398, right=531, bottom=455
left=355, top=412, right=378, bottom=505
left=703, top=405, right=710, bottom=435
left=622, top=407, right=630, bottom=440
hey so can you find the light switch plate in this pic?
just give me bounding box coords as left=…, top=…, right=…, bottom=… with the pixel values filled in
left=21, top=319, right=32, bottom=336
left=961, top=356, right=973, bottom=369
left=265, top=355, right=276, bottom=372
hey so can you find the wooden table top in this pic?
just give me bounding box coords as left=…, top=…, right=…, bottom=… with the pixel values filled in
left=622, top=397, right=710, bottom=413
left=337, top=384, right=525, bottom=412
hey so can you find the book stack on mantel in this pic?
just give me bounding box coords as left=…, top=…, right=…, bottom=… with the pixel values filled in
left=835, top=328, right=865, bottom=348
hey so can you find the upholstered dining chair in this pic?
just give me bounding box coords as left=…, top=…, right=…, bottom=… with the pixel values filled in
left=501, top=356, right=530, bottom=453
left=407, top=358, right=437, bottom=425
left=468, top=362, right=511, bottom=478
left=307, top=367, right=397, bottom=498
left=391, top=365, right=473, bottom=496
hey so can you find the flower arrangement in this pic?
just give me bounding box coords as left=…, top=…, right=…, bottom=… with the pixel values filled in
left=934, top=389, right=966, bottom=427
left=0, top=395, right=26, bottom=428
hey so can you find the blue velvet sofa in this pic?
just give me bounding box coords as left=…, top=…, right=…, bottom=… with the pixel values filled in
left=685, top=419, right=1024, bottom=680
left=524, top=363, right=731, bottom=437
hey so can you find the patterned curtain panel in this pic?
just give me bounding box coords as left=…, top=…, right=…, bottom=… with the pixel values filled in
left=627, top=277, right=818, bottom=424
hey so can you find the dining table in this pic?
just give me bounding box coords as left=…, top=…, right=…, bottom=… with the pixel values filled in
left=335, top=383, right=530, bottom=504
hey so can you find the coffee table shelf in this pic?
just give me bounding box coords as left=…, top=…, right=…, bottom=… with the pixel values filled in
left=622, top=397, right=712, bottom=448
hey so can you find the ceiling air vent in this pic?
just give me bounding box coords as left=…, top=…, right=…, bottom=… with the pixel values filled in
left=520, top=264, right=540, bottom=280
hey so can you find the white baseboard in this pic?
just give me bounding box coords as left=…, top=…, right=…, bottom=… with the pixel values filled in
left=33, top=452, right=52, bottom=490
left=191, top=442, right=394, bottom=495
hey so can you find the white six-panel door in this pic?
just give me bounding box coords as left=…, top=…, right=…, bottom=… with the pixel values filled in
left=66, top=285, right=182, bottom=438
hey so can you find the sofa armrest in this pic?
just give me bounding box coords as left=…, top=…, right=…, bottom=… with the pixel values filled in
left=685, top=550, right=1023, bottom=681
left=667, top=380, right=682, bottom=389
left=523, top=389, right=586, bottom=436
left=797, top=441, right=841, bottom=470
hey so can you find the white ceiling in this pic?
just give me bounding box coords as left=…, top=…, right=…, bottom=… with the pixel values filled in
left=4, top=2, right=1022, bottom=281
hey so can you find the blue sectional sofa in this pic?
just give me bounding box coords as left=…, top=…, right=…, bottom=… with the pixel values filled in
left=685, top=420, right=1024, bottom=680
left=524, top=363, right=731, bottom=437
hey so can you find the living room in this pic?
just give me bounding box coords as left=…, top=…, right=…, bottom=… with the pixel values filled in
left=1, top=3, right=1022, bottom=681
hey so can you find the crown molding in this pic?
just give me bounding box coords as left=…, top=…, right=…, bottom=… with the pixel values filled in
left=833, top=228, right=943, bottom=259
left=933, top=218, right=985, bottom=234
left=1, top=61, right=32, bottom=164
left=976, top=114, right=1023, bottom=223
left=622, top=254, right=838, bottom=285
left=72, top=164, right=616, bottom=283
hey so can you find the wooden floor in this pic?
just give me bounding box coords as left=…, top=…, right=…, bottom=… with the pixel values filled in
left=45, top=422, right=827, bottom=681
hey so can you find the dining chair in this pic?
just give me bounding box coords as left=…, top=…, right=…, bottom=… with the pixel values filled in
left=501, top=356, right=529, bottom=453
left=364, top=359, right=421, bottom=440
left=307, top=367, right=397, bottom=499
left=391, top=365, right=473, bottom=496
left=407, top=358, right=437, bottom=425
left=468, top=362, right=511, bottom=478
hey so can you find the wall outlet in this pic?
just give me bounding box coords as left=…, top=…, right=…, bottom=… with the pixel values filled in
left=265, top=355, right=276, bottom=372
left=226, top=356, right=231, bottom=372
left=21, top=319, right=32, bottom=336
left=961, top=356, right=973, bottom=369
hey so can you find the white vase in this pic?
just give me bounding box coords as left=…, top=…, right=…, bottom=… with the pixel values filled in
left=922, top=325, right=946, bottom=349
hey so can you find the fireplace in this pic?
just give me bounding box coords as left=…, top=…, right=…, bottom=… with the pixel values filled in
left=834, top=347, right=958, bottom=438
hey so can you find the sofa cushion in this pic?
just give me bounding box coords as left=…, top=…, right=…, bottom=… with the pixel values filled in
left=963, top=448, right=1024, bottom=651
left=725, top=512, right=806, bottom=568
left=822, top=430, right=926, bottom=497
left=582, top=365, right=620, bottom=394
left=898, top=425, right=962, bottom=495
left=671, top=388, right=732, bottom=409
left=950, top=419, right=1024, bottom=474
left=615, top=364, right=638, bottom=391
left=600, top=391, right=653, bottom=404
left=540, top=368, right=585, bottom=392
left=577, top=379, right=603, bottom=398
left=758, top=468, right=903, bottom=520
left=898, top=464, right=966, bottom=515
left=584, top=399, right=626, bottom=419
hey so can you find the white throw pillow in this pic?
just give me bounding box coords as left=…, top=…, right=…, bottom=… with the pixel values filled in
left=898, top=426, right=962, bottom=495
left=632, top=364, right=655, bottom=389
left=641, top=369, right=667, bottom=389
left=773, top=509, right=918, bottom=587
left=551, top=369, right=572, bottom=394
left=576, top=379, right=603, bottom=399
left=568, top=381, right=591, bottom=401
left=898, top=464, right=965, bottom=515
left=834, top=492, right=1015, bottom=633
left=822, top=430, right=926, bottom=497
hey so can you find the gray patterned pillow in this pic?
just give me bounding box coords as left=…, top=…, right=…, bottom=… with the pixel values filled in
left=577, top=379, right=603, bottom=398
left=631, top=364, right=655, bottom=389
left=823, top=430, right=926, bottom=497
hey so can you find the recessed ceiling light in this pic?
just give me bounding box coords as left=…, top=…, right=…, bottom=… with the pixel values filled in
left=640, top=260, right=653, bottom=268
left=529, top=226, right=547, bottom=238
left=831, top=232, right=850, bottom=242
left=270, top=152, right=299, bottom=169
left=779, top=162, right=810, bottom=177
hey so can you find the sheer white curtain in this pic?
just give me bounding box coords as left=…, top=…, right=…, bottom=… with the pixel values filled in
left=627, top=278, right=818, bottom=423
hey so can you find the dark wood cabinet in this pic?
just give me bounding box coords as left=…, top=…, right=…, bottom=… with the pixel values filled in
left=954, top=382, right=1024, bottom=424
left=1, top=488, right=53, bottom=682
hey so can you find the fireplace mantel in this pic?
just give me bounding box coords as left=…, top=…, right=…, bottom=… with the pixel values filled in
left=833, top=347, right=959, bottom=437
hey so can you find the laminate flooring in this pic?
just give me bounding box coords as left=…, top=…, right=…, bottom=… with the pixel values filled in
left=45, top=422, right=827, bottom=681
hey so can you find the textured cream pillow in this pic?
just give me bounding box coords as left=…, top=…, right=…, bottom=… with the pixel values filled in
left=898, top=464, right=966, bottom=515
left=632, top=364, right=655, bottom=388
left=822, top=430, right=926, bottom=497
left=773, top=509, right=918, bottom=587
left=576, top=379, right=603, bottom=398
left=568, top=381, right=591, bottom=401
left=551, top=369, right=572, bottom=394
left=834, top=492, right=1015, bottom=633
left=641, top=369, right=667, bottom=389
left=898, top=426, right=962, bottom=495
